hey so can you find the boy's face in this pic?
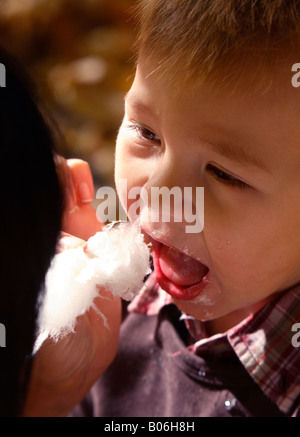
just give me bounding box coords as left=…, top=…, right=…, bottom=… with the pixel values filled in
left=115, top=59, right=300, bottom=329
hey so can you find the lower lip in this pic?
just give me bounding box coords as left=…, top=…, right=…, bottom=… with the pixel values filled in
left=152, top=241, right=209, bottom=301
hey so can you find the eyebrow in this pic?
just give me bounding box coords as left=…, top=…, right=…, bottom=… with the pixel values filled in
left=124, top=91, right=153, bottom=115
left=125, top=91, right=268, bottom=172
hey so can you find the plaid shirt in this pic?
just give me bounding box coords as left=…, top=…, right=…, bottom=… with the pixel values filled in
left=129, top=272, right=300, bottom=415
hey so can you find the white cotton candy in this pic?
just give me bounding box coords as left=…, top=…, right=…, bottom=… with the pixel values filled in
left=34, top=222, right=151, bottom=353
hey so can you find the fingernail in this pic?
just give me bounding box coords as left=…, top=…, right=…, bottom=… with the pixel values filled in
left=78, top=181, right=93, bottom=203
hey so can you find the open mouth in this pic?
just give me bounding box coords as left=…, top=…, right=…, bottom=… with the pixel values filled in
left=151, top=240, right=209, bottom=301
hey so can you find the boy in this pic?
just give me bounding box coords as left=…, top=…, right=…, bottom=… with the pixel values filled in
left=26, top=0, right=300, bottom=417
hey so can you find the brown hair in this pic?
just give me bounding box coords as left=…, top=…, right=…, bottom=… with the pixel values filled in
left=134, top=0, right=300, bottom=91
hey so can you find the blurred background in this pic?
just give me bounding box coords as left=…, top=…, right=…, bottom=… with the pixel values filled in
left=0, top=0, right=137, bottom=196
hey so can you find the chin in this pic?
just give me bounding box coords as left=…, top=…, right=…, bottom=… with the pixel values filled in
left=172, top=296, right=219, bottom=321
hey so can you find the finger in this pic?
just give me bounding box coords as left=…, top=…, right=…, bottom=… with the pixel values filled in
left=55, top=155, right=76, bottom=213
left=63, top=203, right=103, bottom=241
left=61, top=158, right=104, bottom=240
left=67, top=159, right=94, bottom=206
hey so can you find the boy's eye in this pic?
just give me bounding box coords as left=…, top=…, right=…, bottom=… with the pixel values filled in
left=129, top=123, right=161, bottom=144
left=206, top=163, right=248, bottom=190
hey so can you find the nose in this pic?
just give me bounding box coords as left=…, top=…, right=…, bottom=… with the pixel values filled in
left=143, top=148, right=192, bottom=192
left=142, top=152, right=183, bottom=217
left=140, top=152, right=204, bottom=235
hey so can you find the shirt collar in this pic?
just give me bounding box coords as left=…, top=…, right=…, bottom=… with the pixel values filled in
left=226, top=286, right=300, bottom=414
left=129, top=273, right=300, bottom=414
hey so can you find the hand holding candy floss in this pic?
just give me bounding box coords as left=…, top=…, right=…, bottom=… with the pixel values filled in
left=24, top=159, right=151, bottom=416
left=34, top=221, right=151, bottom=352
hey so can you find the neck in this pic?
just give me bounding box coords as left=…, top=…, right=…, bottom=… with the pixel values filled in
left=204, top=299, right=270, bottom=336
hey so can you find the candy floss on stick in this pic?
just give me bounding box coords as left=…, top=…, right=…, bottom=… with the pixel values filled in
left=34, top=222, right=151, bottom=353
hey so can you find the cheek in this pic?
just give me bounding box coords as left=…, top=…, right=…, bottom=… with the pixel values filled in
left=114, top=131, right=128, bottom=182
left=204, top=221, right=260, bottom=291
left=203, top=195, right=267, bottom=284
left=115, top=133, right=150, bottom=218
left=207, top=223, right=285, bottom=298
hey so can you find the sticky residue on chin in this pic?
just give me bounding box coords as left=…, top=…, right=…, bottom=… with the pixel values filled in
left=193, top=293, right=215, bottom=306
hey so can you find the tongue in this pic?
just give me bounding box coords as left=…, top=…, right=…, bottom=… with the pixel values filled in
left=159, top=245, right=208, bottom=287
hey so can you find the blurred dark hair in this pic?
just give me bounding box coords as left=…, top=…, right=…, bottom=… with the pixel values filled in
left=0, top=48, right=64, bottom=416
